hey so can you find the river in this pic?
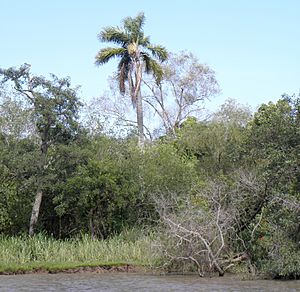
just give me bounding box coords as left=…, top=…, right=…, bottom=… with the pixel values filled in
left=0, top=273, right=299, bottom=291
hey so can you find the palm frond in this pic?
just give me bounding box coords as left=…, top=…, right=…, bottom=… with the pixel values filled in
left=146, top=44, right=168, bottom=62
left=123, top=12, right=145, bottom=32
left=95, top=47, right=127, bottom=66
left=142, top=53, right=164, bottom=83
left=139, top=35, right=151, bottom=46
left=123, top=12, right=145, bottom=43
left=98, top=27, right=129, bottom=45
left=136, top=12, right=146, bottom=29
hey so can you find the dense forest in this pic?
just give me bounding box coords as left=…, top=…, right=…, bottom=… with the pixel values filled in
left=0, top=13, right=299, bottom=278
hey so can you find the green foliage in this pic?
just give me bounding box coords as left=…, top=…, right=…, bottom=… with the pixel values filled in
left=0, top=62, right=299, bottom=278
left=0, top=65, right=82, bottom=145
left=48, top=138, right=200, bottom=238
left=52, top=137, right=141, bottom=238
left=240, top=95, right=300, bottom=278
left=0, top=65, right=83, bottom=235
left=174, top=115, right=246, bottom=176
left=246, top=96, right=300, bottom=192
left=142, top=142, right=198, bottom=195
left=0, top=134, right=38, bottom=234
left=252, top=215, right=300, bottom=279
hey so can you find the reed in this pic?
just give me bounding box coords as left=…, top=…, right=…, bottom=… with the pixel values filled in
left=0, top=230, right=159, bottom=273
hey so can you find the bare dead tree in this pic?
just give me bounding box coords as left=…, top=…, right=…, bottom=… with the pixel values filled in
left=152, top=169, right=267, bottom=277
left=142, top=51, right=220, bottom=135
left=153, top=183, right=242, bottom=276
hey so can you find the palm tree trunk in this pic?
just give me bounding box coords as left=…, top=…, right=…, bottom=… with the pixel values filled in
left=134, top=59, right=144, bottom=148
left=136, top=90, right=144, bottom=148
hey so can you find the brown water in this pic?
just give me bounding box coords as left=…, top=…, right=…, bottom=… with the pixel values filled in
left=0, top=273, right=299, bottom=291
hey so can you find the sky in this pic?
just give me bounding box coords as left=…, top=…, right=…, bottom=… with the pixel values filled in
left=1, top=0, right=300, bottom=112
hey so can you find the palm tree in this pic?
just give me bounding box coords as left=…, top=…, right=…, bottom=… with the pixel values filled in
left=95, top=12, right=168, bottom=147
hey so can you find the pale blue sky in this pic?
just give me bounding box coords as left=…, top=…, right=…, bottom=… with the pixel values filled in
left=1, top=0, right=299, bottom=111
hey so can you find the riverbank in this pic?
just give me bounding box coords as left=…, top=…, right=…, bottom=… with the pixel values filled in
left=2, top=234, right=297, bottom=279
left=0, top=232, right=158, bottom=275
left=0, top=262, right=145, bottom=275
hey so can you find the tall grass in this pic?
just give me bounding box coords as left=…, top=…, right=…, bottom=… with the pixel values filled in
left=0, top=229, right=160, bottom=273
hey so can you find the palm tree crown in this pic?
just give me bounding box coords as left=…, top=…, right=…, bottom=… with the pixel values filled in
left=95, top=12, right=168, bottom=104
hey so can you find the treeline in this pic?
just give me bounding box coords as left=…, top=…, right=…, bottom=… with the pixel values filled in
left=0, top=80, right=299, bottom=277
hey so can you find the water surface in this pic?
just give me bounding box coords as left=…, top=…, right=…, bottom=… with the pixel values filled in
left=0, top=273, right=299, bottom=291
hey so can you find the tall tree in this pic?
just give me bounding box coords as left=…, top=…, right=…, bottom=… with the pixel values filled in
left=143, top=51, right=220, bottom=135
left=95, top=12, right=168, bottom=147
left=0, top=64, right=82, bottom=235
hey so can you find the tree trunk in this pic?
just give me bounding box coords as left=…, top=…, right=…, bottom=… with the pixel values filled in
left=136, top=90, right=144, bottom=148
left=29, top=137, right=48, bottom=236
left=29, top=189, right=43, bottom=236
left=134, top=58, right=144, bottom=148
